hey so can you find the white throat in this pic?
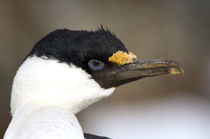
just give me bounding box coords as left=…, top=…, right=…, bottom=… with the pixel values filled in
left=11, top=56, right=115, bottom=116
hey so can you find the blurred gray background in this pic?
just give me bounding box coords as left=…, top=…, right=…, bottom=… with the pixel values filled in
left=0, top=0, right=210, bottom=138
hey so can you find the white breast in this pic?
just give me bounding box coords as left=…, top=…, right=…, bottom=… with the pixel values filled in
left=4, top=102, right=84, bottom=139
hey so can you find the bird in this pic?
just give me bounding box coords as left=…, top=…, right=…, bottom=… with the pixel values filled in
left=4, top=27, right=183, bottom=139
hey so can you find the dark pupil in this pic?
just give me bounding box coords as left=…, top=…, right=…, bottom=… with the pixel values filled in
left=92, top=60, right=100, bottom=67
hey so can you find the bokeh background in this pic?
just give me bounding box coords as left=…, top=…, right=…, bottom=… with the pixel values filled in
left=0, top=0, right=210, bottom=139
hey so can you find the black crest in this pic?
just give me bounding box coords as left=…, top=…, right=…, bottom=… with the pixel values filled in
left=27, top=27, right=128, bottom=73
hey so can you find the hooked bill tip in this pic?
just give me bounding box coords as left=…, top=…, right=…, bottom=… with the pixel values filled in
left=169, top=66, right=184, bottom=75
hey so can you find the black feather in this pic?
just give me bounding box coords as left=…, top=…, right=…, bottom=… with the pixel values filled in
left=27, top=27, right=128, bottom=74
left=84, top=133, right=111, bottom=139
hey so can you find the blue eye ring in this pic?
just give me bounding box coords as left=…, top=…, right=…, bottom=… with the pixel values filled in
left=88, top=59, right=105, bottom=71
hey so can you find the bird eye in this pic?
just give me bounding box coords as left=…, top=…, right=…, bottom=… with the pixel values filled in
left=88, top=59, right=105, bottom=71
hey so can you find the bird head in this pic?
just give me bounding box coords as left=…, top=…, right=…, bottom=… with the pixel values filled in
left=11, top=27, right=183, bottom=115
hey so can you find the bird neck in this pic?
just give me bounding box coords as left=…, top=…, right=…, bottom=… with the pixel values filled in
left=12, top=100, right=60, bottom=118
left=5, top=101, right=84, bottom=139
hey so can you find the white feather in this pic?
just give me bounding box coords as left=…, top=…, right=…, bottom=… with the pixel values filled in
left=4, top=56, right=115, bottom=139
left=4, top=102, right=84, bottom=139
